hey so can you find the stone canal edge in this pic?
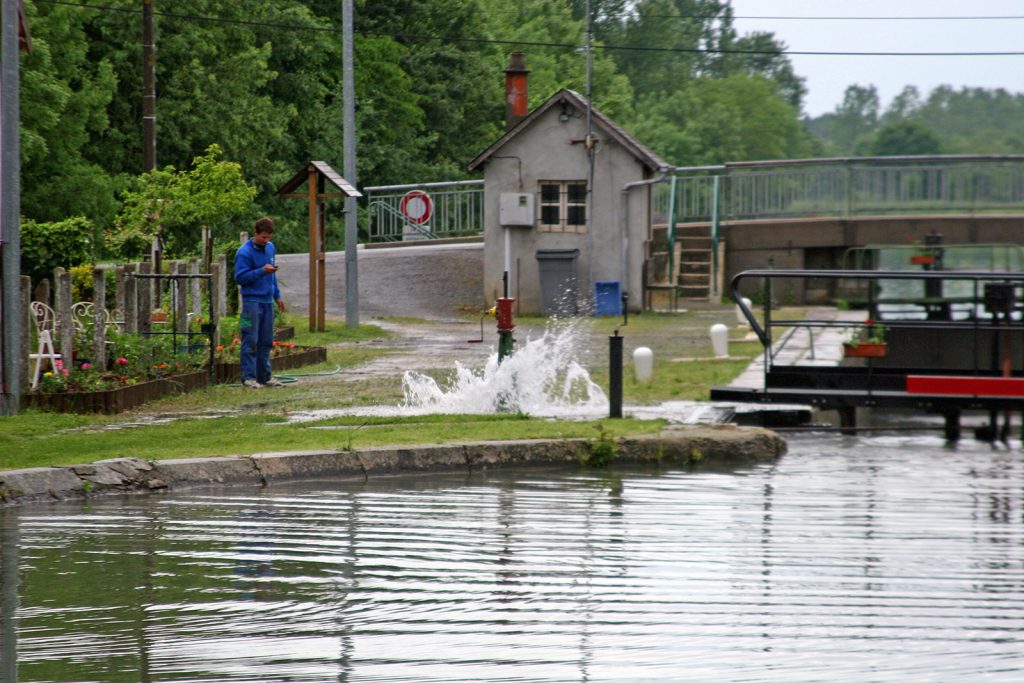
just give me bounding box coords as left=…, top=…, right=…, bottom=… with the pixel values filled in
left=0, top=425, right=786, bottom=507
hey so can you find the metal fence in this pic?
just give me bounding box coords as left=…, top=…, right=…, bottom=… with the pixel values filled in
left=656, top=156, right=1024, bottom=225
left=365, top=179, right=484, bottom=242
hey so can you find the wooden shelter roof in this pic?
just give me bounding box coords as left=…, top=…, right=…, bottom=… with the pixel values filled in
left=276, top=161, right=362, bottom=198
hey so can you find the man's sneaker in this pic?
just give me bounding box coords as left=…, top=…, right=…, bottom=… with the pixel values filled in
left=263, top=377, right=285, bottom=388
left=242, top=379, right=263, bottom=389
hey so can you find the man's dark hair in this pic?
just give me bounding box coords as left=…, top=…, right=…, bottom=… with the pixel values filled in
left=254, top=217, right=275, bottom=234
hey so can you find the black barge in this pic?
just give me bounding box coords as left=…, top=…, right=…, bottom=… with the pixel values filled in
left=711, top=268, right=1024, bottom=440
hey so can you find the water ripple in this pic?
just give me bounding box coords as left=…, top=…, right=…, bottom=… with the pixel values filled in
left=2, top=434, right=1024, bottom=681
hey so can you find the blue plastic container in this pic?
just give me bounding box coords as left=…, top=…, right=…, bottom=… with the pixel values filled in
left=593, top=281, right=622, bottom=316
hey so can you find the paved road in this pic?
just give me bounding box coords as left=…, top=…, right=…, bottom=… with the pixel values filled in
left=276, top=242, right=485, bottom=322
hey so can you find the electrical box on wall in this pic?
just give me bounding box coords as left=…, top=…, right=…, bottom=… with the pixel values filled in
left=499, top=192, right=535, bottom=227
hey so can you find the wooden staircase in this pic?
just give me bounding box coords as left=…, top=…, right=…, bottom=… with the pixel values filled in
left=676, top=224, right=713, bottom=298
left=644, top=222, right=716, bottom=308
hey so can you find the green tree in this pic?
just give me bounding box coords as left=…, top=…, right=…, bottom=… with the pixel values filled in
left=807, top=84, right=880, bottom=154
left=867, top=120, right=944, bottom=157
left=20, top=1, right=119, bottom=228
left=631, top=74, right=811, bottom=165
left=108, top=145, right=256, bottom=259
left=21, top=217, right=94, bottom=285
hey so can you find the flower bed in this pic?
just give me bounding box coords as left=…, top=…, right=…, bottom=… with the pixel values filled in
left=24, top=370, right=210, bottom=415
left=214, top=345, right=327, bottom=384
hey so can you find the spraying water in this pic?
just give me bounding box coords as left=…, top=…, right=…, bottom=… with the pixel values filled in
left=401, top=321, right=608, bottom=417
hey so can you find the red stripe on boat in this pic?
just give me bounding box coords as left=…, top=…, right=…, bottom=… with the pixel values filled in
left=906, top=376, right=1024, bottom=397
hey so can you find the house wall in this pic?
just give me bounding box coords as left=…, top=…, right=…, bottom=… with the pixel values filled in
left=481, top=107, right=651, bottom=313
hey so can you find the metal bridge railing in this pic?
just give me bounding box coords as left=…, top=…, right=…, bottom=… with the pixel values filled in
left=365, top=179, right=484, bottom=242
left=659, top=156, right=1024, bottom=225
left=649, top=156, right=1024, bottom=298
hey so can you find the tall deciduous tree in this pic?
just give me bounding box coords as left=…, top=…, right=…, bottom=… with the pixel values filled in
left=632, top=74, right=812, bottom=165
left=20, top=0, right=118, bottom=229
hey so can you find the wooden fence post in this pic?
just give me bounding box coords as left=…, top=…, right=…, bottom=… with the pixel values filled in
left=190, top=258, right=202, bottom=320
left=92, top=266, right=107, bottom=369
left=174, top=262, right=188, bottom=334
left=210, top=261, right=222, bottom=346
left=20, top=276, right=31, bottom=388
left=138, top=261, right=152, bottom=332
left=115, top=266, right=126, bottom=324
left=218, top=253, right=228, bottom=317
left=123, top=263, right=137, bottom=334
left=151, top=236, right=162, bottom=308
left=33, top=278, right=50, bottom=307
left=54, top=268, right=74, bottom=364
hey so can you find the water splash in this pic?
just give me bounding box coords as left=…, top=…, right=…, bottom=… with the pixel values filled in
left=400, top=321, right=608, bottom=417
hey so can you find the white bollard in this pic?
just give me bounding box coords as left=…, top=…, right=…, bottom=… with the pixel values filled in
left=633, top=347, right=653, bottom=383
left=710, top=323, right=729, bottom=358
left=735, top=297, right=752, bottom=326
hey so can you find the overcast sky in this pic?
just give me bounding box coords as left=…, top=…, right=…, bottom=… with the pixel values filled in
left=728, top=0, right=1024, bottom=118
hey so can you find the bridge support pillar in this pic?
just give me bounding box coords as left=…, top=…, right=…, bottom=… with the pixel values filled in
left=838, top=406, right=856, bottom=435
left=943, top=410, right=961, bottom=442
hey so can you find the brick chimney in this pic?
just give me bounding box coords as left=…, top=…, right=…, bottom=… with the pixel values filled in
left=504, top=51, right=529, bottom=131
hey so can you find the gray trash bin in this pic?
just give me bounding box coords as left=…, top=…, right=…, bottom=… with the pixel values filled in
left=536, top=249, right=580, bottom=316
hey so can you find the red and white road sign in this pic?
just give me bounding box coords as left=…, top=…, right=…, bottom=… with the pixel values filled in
left=399, top=190, right=433, bottom=225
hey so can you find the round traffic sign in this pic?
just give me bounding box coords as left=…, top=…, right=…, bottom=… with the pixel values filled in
left=399, top=190, right=433, bottom=225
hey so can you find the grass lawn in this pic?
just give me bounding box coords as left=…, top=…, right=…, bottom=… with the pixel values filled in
left=2, top=307, right=783, bottom=469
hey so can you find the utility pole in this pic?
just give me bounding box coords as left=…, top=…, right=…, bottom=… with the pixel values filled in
left=142, top=0, right=156, bottom=171
left=1, top=0, right=25, bottom=415
left=343, top=0, right=358, bottom=327
left=584, top=0, right=595, bottom=288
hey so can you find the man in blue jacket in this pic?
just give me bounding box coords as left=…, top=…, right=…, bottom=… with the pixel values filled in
left=234, top=218, right=286, bottom=388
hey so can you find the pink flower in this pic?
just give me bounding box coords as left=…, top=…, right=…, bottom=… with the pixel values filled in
left=115, top=357, right=129, bottom=365
left=81, top=362, right=92, bottom=369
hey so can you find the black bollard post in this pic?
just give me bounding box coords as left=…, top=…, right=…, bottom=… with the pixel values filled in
left=609, top=331, right=623, bottom=419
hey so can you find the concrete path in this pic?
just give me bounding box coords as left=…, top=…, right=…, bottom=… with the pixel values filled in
left=727, top=308, right=867, bottom=390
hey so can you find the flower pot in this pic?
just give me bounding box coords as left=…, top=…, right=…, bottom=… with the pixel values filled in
left=150, top=311, right=168, bottom=323
left=910, top=254, right=935, bottom=265
left=843, top=342, right=887, bottom=358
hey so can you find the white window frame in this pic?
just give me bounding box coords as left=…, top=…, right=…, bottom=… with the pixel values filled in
left=538, top=181, right=587, bottom=233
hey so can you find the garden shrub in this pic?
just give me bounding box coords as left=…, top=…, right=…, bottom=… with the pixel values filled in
left=21, top=216, right=93, bottom=286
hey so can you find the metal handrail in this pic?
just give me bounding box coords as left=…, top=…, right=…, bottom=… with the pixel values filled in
left=731, top=268, right=1024, bottom=350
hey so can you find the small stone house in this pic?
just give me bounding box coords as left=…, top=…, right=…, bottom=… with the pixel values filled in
left=468, top=85, right=669, bottom=315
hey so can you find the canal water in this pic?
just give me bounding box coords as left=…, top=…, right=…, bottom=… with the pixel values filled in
left=2, top=433, right=1023, bottom=682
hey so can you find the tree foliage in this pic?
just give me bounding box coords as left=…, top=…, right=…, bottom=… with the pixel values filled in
left=32, top=0, right=1024, bottom=265
left=21, top=217, right=94, bottom=285
left=107, top=145, right=256, bottom=259
left=808, top=85, right=1024, bottom=157
left=632, top=75, right=812, bottom=165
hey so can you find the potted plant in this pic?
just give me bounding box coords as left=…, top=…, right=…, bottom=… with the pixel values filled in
left=150, top=308, right=168, bottom=323
left=843, top=319, right=887, bottom=358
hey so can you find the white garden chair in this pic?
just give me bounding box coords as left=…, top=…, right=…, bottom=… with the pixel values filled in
left=70, top=301, right=94, bottom=334
left=29, top=301, right=62, bottom=389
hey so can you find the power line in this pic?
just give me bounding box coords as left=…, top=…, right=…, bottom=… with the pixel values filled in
left=31, top=0, right=1024, bottom=58
left=358, top=2, right=1024, bottom=22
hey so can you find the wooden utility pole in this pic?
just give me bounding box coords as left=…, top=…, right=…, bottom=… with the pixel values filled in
left=142, top=0, right=157, bottom=171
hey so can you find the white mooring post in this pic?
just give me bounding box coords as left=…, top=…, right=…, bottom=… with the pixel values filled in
left=633, top=347, right=653, bottom=383
left=710, top=323, right=729, bottom=358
